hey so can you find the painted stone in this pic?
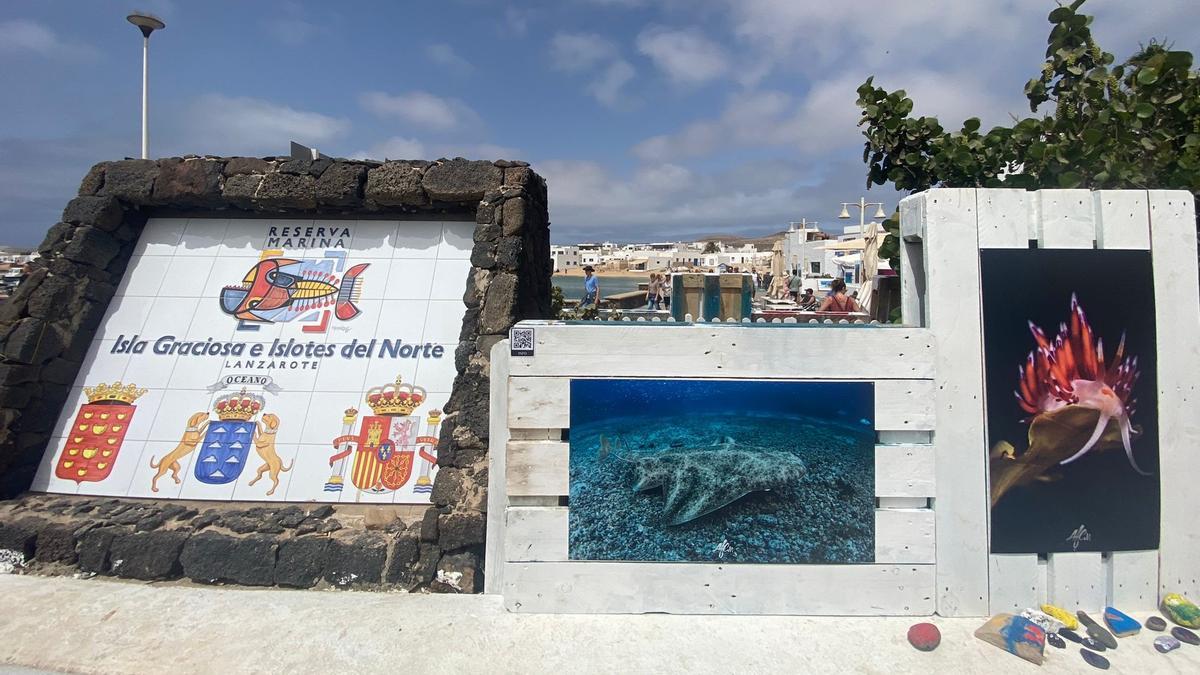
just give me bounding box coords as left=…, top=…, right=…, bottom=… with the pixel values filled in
left=1161, top=593, right=1200, bottom=628
left=907, top=622, right=941, bottom=652
left=1077, top=611, right=1118, bottom=649
left=1042, top=604, right=1080, bottom=630
left=1081, top=637, right=1107, bottom=652
left=1172, top=626, right=1200, bottom=646
left=1146, top=616, right=1167, bottom=632
left=1154, top=635, right=1181, bottom=653
left=1080, top=648, right=1110, bottom=670
left=974, top=614, right=1046, bottom=665
left=1102, top=606, right=1141, bottom=637
left=1059, top=628, right=1084, bottom=644
left=1021, top=608, right=1063, bottom=634
left=1046, top=632, right=1066, bottom=649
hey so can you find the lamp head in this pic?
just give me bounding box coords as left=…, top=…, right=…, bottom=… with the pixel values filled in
left=127, top=12, right=165, bottom=38
left=837, top=205, right=851, bottom=220
left=873, top=203, right=888, bottom=220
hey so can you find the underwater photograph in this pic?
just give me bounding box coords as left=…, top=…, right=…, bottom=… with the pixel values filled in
left=982, top=249, right=1160, bottom=554
left=568, top=379, right=876, bottom=564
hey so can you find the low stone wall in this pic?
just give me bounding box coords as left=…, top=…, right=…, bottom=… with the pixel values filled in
left=0, top=155, right=551, bottom=592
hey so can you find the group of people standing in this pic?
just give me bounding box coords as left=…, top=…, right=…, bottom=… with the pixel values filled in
left=759, top=270, right=861, bottom=313
left=645, top=272, right=671, bottom=310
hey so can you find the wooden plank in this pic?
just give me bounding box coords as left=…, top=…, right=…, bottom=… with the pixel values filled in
left=976, top=189, right=1031, bottom=248
left=875, top=509, right=935, bottom=564
left=509, top=496, right=559, bottom=507
left=1047, top=552, right=1105, bottom=612
left=509, top=377, right=935, bottom=431
left=506, top=441, right=568, bottom=497
left=1107, top=550, right=1158, bottom=611
left=877, top=497, right=927, bottom=509
left=1093, top=190, right=1150, bottom=250
left=509, top=428, right=563, bottom=441
left=878, top=430, right=932, bottom=444
left=899, top=194, right=927, bottom=327
left=989, top=554, right=1041, bottom=614
left=506, top=325, right=936, bottom=380
left=502, top=562, right=935, bottom=614
left=505, top=507, right=568, bottom=562
left=484, top=341, right=511, bottom=594
left=900, top=191, right=925, bottom=242
left=1037, top=189, right=1095, bottom=248
left=1149, top=190, right=1200, bottom=600
left=921, top=188, right=990, bottom=616
left=874, top=444, right=934, bottom=498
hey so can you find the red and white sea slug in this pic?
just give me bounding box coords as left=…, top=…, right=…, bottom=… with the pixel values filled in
left=1015, top=293, right=1149, bottom=475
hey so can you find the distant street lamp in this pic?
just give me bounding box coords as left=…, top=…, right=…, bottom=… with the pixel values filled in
left=126, top=12, right=166, bottom=159
left=838, top=197, right=888, bottom=229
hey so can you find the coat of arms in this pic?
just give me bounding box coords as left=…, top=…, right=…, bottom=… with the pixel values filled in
left=56, top=382, right=147, bottom=483
left=327, top=376, right=441, bottom=498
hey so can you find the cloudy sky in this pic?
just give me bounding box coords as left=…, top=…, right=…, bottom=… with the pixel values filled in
left=2, top=0, right=1198, bottom=247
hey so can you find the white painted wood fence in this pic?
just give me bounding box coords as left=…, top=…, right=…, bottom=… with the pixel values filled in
left=486, top=188, right=1199, bottom=616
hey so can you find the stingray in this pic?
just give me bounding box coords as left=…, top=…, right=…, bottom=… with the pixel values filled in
left=600, top=435, right=807, bottom=526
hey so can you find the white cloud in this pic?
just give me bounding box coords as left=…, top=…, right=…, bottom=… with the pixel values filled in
left=426, top=43, right=472, bottom=72
left=504, top=7, right=531, bottom=36
left=0, top=19, right=95, bottom=59
left=352, top=139, right=520, bottom=162
left=636, top=27, right=730, bottom=85
left=352, top=137, right=426, bottom=161
left=359, top=91, right=482, bottom=132
left=265, top=17, right=317, bottom=46
left=587, top=60, right=636, bottom=108
left=549, top=32, right=619, bottom=72
left=168, top=94, right=349, bottom=157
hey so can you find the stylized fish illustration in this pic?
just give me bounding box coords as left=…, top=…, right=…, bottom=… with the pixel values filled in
left=220, top=258, right=369, bottom=324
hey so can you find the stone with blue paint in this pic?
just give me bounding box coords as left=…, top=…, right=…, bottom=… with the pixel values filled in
left=975, top=613, right=1046, bottom=665
left=1103, top=606, right=1141, bottom=637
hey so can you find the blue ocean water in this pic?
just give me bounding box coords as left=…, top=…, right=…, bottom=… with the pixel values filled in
left=568, top=379, right=876, bottom=564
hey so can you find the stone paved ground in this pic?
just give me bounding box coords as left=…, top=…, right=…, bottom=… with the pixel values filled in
left=1, top=576, right=1197, bottom=674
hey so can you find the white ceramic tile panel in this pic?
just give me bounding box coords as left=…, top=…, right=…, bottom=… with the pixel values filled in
left=429, top=258, right=472, bottom=300
left=141, top=296, right=202, bottom=337
left=346, top=258, right=389, bottom=303
left=373, top=300, right=432, bottom=343
left=125, top=438, right=188, bottom=500
left=158, top=256, right=218, bottom=297
left=29, top=435, right=70, bottom=493
left=116, top=255, right=171, bottom=297
left=132, top=218, right=187, bottom=256
left=77, top=439, right=147, bottom=497
left=94, top=296, right=155, bottom=342
left=438, top=222, right=476, bottom=259
left=120, top=351, right=178, bottom=390
left=393, top=221, right=443, bottom=259
left=230, top=438, right=303, bottom=502
left=326, top=297, right=386, bottom=343
left=47, top=387, right=86, bottom=439
left=414, top=352, right=458, bottom=392
left=310, top=344, right=378, bottom=394
left=146, top=389, right=215, bottom=443
left=282, top=444, right=344, bottom=502
left=298, top=391, right=365, bottom=445
left=177, top=218, right=229, bottom=255
left=73, top=341, right=130, bottom=385
left=382, top=258, right=437, bottom=299
left=423, top=300, right=468, bottom=344
left=350, top=220, right=399, bottom=259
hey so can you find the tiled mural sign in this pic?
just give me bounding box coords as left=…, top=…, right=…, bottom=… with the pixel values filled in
left=32, top=218, right=473, bottom=504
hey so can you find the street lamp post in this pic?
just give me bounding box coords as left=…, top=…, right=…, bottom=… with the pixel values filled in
left=838, top=198, right=888, bottom=284
left=126, top=13, right=166, bottom=160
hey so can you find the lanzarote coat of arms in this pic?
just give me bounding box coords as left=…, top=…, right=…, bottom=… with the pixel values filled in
left=56, top=382, right=147, bottom=483
left=326, top=376, right=441, bottom=497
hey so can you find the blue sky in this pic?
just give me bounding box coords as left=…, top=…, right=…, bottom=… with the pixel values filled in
left=2, top=0, right=1198, bottom=247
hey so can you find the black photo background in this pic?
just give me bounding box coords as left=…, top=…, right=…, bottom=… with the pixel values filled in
left=982, top=249, right=1159, bottom=554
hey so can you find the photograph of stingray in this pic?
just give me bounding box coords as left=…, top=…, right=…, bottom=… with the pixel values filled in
left=567, top=379, right=876, bottom=564
left=982, top=249, right=1160, bottom=554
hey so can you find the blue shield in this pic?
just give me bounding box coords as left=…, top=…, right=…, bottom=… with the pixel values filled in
left=194, top=420, right=255, bottom=484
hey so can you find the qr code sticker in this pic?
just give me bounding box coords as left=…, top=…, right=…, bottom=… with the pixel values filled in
left=510, top=327, right=534, bottom=356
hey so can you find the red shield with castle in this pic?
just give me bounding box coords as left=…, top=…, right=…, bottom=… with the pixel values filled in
left=329, top=376, right=426, bottom=494
left=56, top=382, right=147, bottom=484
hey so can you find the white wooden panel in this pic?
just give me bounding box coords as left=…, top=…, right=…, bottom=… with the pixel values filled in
left=505, top=507, right=567, bottom=562
left=920, top=188, right=990, bottom=616
left=1037, top=189, right=1096, bottom=248
left=877, top=497, right=927, bottom=508
left=484, top=341, right=512, bottom=594
left=874, top=444, right=934, bottom=497
left=899, top=195, right=927, bottom=326
left=507, top=325, right=935, bottom=380
left=1093, top=190, right=1150, bottom=250
left=510, top=428, right=563, bottom=441
left=1047, top=552, right=1106, bottom=612
left=878, top=430, right=932, bottom=444
left=900, top=191, right=925, bottom=242
left=989, top=554, right=1041, bottom=614
left=976, top=189, right=1031, bottom=248
left=506, top=441, right=568, bottom=497
left=1107, top=550, right=1158, bottom=611
left=875, top=509, right=934, bottom=563
left=1149, top=190, right=1200, bottom=599
left=509, top=377, right=934, bottom=431
left=502, top=562, right=935, bottom=614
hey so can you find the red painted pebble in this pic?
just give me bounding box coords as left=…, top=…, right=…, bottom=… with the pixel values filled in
left=907, top=623, right=941, bottom=651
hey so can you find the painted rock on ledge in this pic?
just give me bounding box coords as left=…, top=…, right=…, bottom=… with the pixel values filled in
left=1080, top=648, right=1110, bottom=669
left=1154, top=635, right=1181, bottom=653
left=1102, top=606, right=1141, bottom=637
left=1081, top=637, right=1107, bottom=652
left=1162, top=593, right=1200, bottom=628
left=1042, top=604, right=1079, bottom=630
left=907, top=622, right=941, bottom=652
left=1021, top=608, right=1064, bottom=634
left=1046, top=632, right=1066, bottom=649
left=1172, top=626, right=1200, bottom=646
left=1146, top=616, right=1168, bottom=631
left=1059, top=628, right=1084, bottom=644
left=975, top=614, right=1046, bottom=665
left=1077, top=611, right=1118, bottom=649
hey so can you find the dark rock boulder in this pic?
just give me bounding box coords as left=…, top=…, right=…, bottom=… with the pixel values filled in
left=108, top=530, right=188, bottom=580
left=97, top=159, right=158, bottom=201
left=62, top=196, right=123, bottom=232
left=422, top=160, right=502, bottom=202
left=275, top=536, right=329, bottom=588
left=365, top=161, right=429, bottom=206
left=323, top=533, right=387, bottom=587
left=180, top=532, right=278, bottom=586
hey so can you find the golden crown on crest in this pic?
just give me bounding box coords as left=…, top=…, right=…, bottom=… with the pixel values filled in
left=84, top=381, right=148, bottom=405
left=366, top=376, right=426, bottom=417
left=213, top=388, right=264, bottom=421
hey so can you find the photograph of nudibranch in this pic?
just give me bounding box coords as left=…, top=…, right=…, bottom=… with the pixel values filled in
left=567, top=379, right=876, bottom=564
left=982, top=249, right=1160, bottom=554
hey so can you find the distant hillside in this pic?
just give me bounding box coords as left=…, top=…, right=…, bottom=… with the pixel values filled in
left=689, top=230, right=787, bottom=252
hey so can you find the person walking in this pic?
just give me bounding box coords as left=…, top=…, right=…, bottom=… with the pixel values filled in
left=580, top=265, right=600, bottom=319
left=646, top=273, right=662, bottom=310
left=662, top=272, right=672, bottom=310
left=788, top=269, right=802, bottom=302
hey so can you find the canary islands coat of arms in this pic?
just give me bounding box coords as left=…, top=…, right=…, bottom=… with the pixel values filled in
left=327, top=376, right=441, bottom=498
left=56, top=382, right=147, bottom=483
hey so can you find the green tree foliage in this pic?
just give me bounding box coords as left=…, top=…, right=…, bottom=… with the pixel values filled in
left=701, top=241, right=722, bottom=254
left=857, top=0, right=1199, bottom=271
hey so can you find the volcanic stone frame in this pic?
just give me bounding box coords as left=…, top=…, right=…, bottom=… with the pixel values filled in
left=0, top=156, right=550, bottom=592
